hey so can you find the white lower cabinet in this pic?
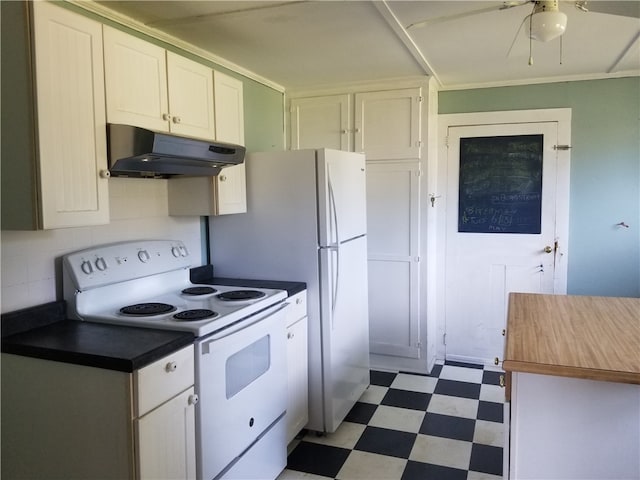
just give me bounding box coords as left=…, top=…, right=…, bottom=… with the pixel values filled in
left=1, top=345, right=195, bottom=480
left=285, top=291, right=309, bottom=443
left=507, top=371, right=640, bottom=480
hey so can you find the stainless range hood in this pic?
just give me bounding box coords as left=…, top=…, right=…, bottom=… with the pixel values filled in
left=107, top=124, right=245, bottom=178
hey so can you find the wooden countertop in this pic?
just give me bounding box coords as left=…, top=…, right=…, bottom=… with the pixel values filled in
left=503, top=293, right=640, bottom=385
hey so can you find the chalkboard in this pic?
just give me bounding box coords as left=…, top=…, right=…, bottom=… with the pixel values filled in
left=458, top=134, right=543, bottom=234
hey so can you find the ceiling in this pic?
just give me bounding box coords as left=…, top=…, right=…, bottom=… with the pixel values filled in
left=89, top=0, right=640, bottom=91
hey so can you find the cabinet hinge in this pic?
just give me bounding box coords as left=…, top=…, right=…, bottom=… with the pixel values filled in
left=416, top=140, right=422, bottom=147
left=443, top=333, right=447, bottom=345
left=414, top=256, right=421, bottom=262
left=416, top=170, right=422, bottom=177
left=445, top=135, right=449, bottom=148
left=417, top=96, right=423, bottom=103
left=417, top=341, right=422, bottom=348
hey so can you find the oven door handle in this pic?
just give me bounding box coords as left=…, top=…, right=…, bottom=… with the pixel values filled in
left=200, top=302, right=289, bottom=353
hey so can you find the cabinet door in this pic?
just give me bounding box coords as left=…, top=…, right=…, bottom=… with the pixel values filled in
left=167, top=52, right=215, bottom=140
left=213, top=71, right=246, bottom=214
left=32, top=1, right=109, bottom=228
left=136, top=387, right=197, bottom=480
left=355, top=88, right=422, bottom=160
left=290, top=95, right=351, bottom=151
left=286, top=316, right=308, bottom=443
left=367, top=162, right=421, bottom=358
left=103, top=26, right=169, bottom=132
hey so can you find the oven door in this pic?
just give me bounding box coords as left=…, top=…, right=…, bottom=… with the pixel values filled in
left=195, top=302, right=289, bottom=480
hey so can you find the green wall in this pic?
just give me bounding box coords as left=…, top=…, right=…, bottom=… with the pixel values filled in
left=440, top=77, right=640, bottom=297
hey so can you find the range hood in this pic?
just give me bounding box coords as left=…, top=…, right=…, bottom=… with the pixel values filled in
left=107, top=124, right=245, bottom=178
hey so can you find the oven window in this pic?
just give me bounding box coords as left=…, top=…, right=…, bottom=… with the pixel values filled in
left=225, top=334, right=271, bottom=399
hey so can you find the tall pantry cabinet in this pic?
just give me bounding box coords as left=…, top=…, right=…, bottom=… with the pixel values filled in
left=289, top=83, right=432, bottom=371
left=1, top=1, right=110, bottom=230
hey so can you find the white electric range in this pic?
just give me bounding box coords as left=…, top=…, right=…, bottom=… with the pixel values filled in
left=62, top=240, right=289, bottom=480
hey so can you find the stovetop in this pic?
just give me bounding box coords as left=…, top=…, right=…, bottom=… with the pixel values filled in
left=62, top=240, right=287, bottom=337
left=77, top=283, right=287, bottom=337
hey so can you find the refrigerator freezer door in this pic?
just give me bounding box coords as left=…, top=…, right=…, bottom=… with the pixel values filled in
left=316, top=149, right=367, bottom=247
left=319, top=235, right=370, bottom=433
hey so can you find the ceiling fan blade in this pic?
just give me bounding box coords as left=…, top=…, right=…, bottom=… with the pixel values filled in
left=574, top=1, right=640, bottom=19
left=406, top=1, right=531, bottom=30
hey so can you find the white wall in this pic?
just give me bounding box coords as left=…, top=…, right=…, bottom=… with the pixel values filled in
left=1, top=178, right=202, bottom=314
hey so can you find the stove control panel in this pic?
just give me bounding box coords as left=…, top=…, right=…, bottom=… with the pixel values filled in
left=63, top=240, right=192, bottom=291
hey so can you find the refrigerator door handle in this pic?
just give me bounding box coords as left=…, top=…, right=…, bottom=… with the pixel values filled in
left=327, top=245, right=339, bottom=328
left=327, top=165, right=340, bottom=245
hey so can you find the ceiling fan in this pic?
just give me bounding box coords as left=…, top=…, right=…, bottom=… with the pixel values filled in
left=406, top=1, right=640, bottom=42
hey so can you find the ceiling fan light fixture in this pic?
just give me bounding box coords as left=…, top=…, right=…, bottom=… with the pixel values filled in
left=527, top=6, right=568, bottom=42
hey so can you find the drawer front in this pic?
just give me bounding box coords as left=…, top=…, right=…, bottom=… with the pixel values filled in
left=135, top=345, right=194, bottom=416
left=286, top=291, right=307, bottom=327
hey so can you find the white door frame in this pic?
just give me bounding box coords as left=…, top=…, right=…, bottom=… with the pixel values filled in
left=433, top=108, right=571, bottom=362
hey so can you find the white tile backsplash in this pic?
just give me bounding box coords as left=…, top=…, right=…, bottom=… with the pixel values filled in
left=1, top=178, right=202, bottom=314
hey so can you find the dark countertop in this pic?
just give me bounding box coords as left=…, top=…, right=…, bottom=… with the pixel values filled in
left=190, top=265, right=307, bottom=297
left=1, top=301, right=194, bottom=373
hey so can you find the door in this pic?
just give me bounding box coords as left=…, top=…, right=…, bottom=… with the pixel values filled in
left=316, top=150, right=367, bottom=245
left=354, top=88, right=422, bottom=160
left=444, top=120, right=568, bottom=364
left=319, top=235, right=370, bottom=433
left=367, top=162, right=421, bottom=359
left=290, top=94, right=351, bottom=151
left=195, top=303, right=288, bottom=480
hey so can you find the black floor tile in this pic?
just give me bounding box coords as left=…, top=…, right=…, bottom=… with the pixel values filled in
left=370, top=370, right=397, bottom=387
left=344, top=401, right=377, bottom=424
left=444, top=360, right=484, bottom=369
left=477, top=400, right=504, bottom=423
left=419, top=412, right=476, bottom=442
left=470, top=443, right=503, bottom=476
left=354, top=426, right=417, bottom=459
left=482, top=370, right=504, bottom=385
left=429, top=363, right=443, bottom=377
left=381, top=388, right=431, bottom=411
left=402, top=460, right=468, bottom=480
left=286, top=441, right=351, bottom=478
left=434, top=379, right=481, bottom=399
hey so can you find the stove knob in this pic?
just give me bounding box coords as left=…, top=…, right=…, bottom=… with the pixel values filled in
left=171, top=246, right=181, bottom=258
left=95, top=257, right=108, bottom=271
left=80, top=260, right=93, bottom=275
left=138, top=250, right=151, bottom=263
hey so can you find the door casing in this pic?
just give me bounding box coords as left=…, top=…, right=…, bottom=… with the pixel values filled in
left=434, top=109, right=571, bottom=364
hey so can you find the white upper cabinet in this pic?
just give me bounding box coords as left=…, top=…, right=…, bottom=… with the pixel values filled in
left=354, top=88, right=422, bottom=160
left=213, top=71, right=247, bottom=215
left=103, top=26, right=215, bottom=140
left=4, top=1, right=110, bottom=230
left=290, top=94, right=351, bottom=151
left=168, top=71, right=247, bottom=216
left=290, top=88, right=422, bottom=160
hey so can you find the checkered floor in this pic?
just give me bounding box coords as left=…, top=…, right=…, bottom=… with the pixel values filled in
left=279, top=361, right=505, bottom=480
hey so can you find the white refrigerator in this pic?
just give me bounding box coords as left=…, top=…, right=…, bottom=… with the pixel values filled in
left=209, top=148, right=370, bottom=433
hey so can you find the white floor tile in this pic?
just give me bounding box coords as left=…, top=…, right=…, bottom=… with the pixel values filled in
left=303, top=422, right=367, bottom=450
left=390, top=373, right=438, bottom=393
left=359, top=384, right=388, bottom=404
left=278, top=469, right=333, bottom=480
left=409, top=434, right=472, bottom=470
left=426, top=394, right=479, bottom=419
left=336, top=450, right=407, bottom=480
left=368, top=405, right=425, bottom=433
left=473, top=420, right=504, bottom=447
left=439, top=365, right=484, bottom=384
left=480, top=383, right=505, bottom=403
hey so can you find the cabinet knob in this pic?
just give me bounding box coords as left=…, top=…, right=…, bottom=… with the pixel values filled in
left=162, top=113, right=171, bottom=121
left=99, top=169, right=110, bottom=179
left=494, top=357, right=500, bottom=366
left=499, top=375, right=505, bottom=388
left=219, top=175, right=227, bottom=182
left=188, top=394, right=199, bottom=405
left=165, top=361, right=178, bottom=372
left=287, top=332, right=294, bottom=339
left=296, top=298, right=302, bottom=305
left=172, top=116, right=181, bottom=124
